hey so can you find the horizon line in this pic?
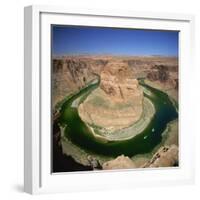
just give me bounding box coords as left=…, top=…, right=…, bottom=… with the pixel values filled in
left=52, top=53, right=178, bottom=58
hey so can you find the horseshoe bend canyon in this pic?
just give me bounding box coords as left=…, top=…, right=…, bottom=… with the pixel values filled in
left=52, top=55, right=179, bottom=172
left=78, top=61, right=144, bottom=133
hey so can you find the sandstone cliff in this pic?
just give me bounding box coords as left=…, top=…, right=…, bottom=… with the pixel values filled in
left=52, top=56, right=178, bottom=108
left=102, top=155, right=136, bottom=170
left=146, top=64, right=178, bottom=91
left=52, top=57, right=107, bottom=107
left=78, top=61, right=143, bottom=131
left=102, top=145, right=178, bottom=170
left=143, top=145, right=178, bottom=168
left=99, top=61, right=143, bottom=102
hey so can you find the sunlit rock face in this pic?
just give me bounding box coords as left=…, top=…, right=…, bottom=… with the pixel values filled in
left=142, top=145, right=178, bottom=168
left=102, top=155, right=136, bottom=170
left=78, top=61, right=144, bottom=132
left=100, top=61, right=142, bottom=102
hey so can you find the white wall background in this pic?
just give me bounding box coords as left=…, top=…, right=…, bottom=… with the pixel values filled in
left=0, top=0, right=199, bottom=199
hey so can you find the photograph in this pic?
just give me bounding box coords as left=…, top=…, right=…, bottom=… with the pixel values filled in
left=52, top=25, right=179, bottom=173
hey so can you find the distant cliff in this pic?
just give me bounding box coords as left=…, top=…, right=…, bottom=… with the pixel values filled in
left=52, top=57, right=108, bottom=107
left=52, top=56, right=178, bottom=108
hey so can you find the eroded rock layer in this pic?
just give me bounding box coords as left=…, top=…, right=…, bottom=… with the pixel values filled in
left=102, top=155, right=136, bottom=170
left=99, top=61, right=141, bottom=102
left=143, top=145, right=178, bottom=168
left=52, top=56, right=178, bottom=108
left=78, top=61, right=143, bottom=131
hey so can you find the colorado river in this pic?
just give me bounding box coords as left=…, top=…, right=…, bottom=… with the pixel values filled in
left=58, top=79, right=178, bottom=157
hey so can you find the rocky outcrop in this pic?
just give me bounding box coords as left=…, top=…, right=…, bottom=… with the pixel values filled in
left=100, top=61, right=143, bottom=102
left=52, top=57, right=107, bottom=107
left=78, top=61, right=143, bottom=131
left=143, top=145, right=178, bottom=168
left=147, top=64, right=178, bottom=92
left=147, top=65, right=170, bottom=82
left=87, top=155, right=102, bottom=169
left=102, top=155, right=136, bottom=170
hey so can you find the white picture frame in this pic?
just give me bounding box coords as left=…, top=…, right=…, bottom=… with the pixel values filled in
left=24, top=5, right=195, bottom=194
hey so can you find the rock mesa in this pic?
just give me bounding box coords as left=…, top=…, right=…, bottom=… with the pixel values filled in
left=78, top=61, right=143, bottom=131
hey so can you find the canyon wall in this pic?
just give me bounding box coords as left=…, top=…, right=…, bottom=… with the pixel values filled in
left=52, top=56, right=178, bottom=108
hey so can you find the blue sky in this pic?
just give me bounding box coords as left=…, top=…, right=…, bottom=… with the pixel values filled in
left=52, top=25, right=178, bottom=56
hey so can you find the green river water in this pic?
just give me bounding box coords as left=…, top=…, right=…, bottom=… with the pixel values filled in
left=58, top=79, right=178, bottom=157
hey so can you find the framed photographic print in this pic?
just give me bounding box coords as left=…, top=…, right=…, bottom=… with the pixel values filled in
left=24, top=5, right=195, bottom=194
